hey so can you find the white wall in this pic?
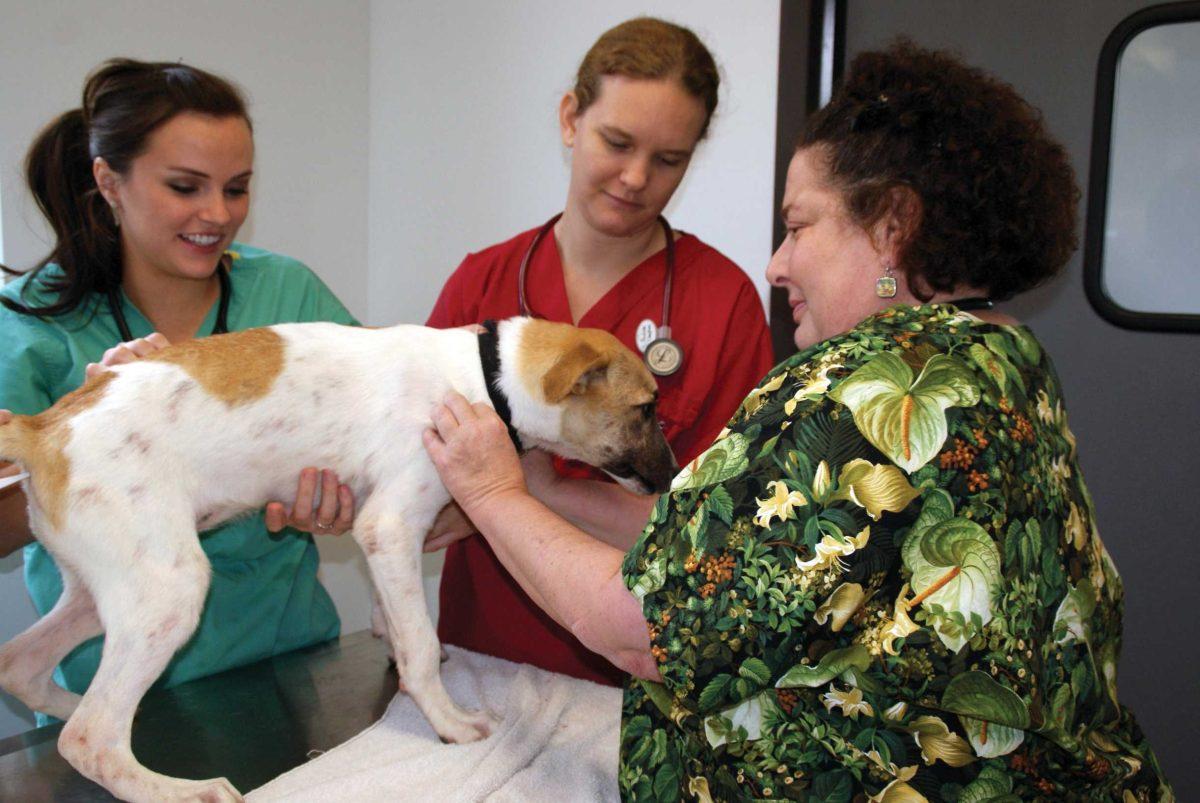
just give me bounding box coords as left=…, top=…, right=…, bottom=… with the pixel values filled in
left=0, top=0, right=780, bottom=741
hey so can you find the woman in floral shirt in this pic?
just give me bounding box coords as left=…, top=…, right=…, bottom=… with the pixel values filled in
left=425, top=41, right=1173, bottom=801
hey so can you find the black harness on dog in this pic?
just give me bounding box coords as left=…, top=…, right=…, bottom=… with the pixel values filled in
left=478, top=320, right=524, bottom=453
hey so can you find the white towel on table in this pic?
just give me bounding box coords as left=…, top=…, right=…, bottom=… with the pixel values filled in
left=248, top=646, right=622, bottom=802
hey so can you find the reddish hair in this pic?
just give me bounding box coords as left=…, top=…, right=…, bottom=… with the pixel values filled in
left=573, top=17, right=720, bottom=140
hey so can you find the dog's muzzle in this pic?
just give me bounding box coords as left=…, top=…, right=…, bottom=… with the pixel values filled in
left=603, top=458, right=678, bottom=496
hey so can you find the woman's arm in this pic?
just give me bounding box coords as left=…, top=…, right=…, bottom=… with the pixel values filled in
left=520, top=450, right=656, bottom=549
left=424, top=393, right=661, bottom=681
left=423, top=451, right=656, bottom=553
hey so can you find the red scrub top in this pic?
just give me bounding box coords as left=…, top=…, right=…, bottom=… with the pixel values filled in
left=427, top=222, right=774, bottom=685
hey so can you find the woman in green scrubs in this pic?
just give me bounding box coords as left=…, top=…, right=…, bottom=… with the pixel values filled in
left=0, top=58, right=357, bottom=714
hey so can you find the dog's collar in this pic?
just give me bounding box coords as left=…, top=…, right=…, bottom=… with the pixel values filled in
left=478, top=320, right=524, bottom=453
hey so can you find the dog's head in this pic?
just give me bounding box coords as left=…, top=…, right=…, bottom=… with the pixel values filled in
left=509, top=320, right=678, bottom=495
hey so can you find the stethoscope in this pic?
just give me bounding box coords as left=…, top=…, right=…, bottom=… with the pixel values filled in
left=105, top=255, right=233, bottom=342
left=517, top=212, right=684, bottom=376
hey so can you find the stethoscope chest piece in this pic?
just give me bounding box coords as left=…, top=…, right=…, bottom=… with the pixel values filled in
left=519, top=213, right=685, bottom=377
left=644, top=326, right=683, bottom=376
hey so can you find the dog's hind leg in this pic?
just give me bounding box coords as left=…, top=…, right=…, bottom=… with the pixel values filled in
left=57, top=522, right=242, bottom=803
left=0, top=564, right=101, bottom=720
left=355, top=491, right=495, bottom=743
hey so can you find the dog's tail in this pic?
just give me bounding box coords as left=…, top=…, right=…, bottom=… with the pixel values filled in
left=0, top=412, right=35, bottom=468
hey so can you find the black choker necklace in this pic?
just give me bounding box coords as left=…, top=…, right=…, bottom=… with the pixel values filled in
left=477, top=320, right=524, bottom=453
left=943, top=297, right=994, bottom=311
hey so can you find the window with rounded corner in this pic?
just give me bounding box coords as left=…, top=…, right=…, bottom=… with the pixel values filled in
left=1085, top=2, right=1200, bottom=332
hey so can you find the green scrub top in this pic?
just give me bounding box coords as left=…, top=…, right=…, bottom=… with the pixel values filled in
left=0, top=244, right=358, bottom=712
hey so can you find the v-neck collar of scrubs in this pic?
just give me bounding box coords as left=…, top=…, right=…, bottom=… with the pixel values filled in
left=528, top=229, right=695, bottom=328
left=107, top=281, right=224, bottom=340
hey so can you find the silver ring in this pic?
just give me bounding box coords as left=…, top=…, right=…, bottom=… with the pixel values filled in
left=314, top=521, right=334, bottom=533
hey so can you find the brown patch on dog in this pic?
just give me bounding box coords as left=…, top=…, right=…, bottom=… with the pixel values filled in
left=147, top=327, right=285, bottom=407
left=541, top=342, right=607, bottom=402
left=0, top=372, right=117, bottom=530
left=515, top=320, right=633, bottom=403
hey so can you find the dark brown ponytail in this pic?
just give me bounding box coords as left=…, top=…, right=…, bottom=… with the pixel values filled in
left=1, top=59, right=251, bottom=317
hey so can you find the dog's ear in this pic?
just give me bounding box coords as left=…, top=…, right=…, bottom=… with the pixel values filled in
left=542, top=342, right=609, bottom=402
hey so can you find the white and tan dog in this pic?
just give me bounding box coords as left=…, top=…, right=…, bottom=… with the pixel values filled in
left=0, top=317, right=676, bottom=803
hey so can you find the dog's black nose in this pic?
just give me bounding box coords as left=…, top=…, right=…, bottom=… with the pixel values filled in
left=648, top=468, right=675, bottom=495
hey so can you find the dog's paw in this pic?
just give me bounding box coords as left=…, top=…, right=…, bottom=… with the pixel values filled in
left=438, top=707, right=498, bottom=744
left=462, top=708, right=500, bottom=741
left=179, top=776, right=242, bottom=802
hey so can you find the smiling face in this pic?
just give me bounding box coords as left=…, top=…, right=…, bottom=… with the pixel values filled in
left=96, top=112, right=254, bottom=286
left=560, top=75, right=706, bottom=239
left=767, top=147, right=904, bottom=352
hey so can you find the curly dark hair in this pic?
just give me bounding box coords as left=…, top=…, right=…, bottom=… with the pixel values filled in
left=800, top=40, right=1080, bottom=301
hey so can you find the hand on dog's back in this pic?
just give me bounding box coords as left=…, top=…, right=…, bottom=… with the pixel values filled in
left=85, top=332, right=172, bottom=379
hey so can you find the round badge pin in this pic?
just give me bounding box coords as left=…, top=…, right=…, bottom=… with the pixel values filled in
left=635, top=319, right=657, bottom=353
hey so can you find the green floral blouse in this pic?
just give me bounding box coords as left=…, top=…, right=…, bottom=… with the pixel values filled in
left=619, top=304, right=1172, bottom=802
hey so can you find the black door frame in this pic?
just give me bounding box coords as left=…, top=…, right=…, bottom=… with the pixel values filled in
left=770, top=0, right=847, bottom=361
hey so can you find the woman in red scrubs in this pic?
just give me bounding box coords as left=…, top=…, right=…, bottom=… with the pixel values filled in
left=425, top=16, right=773, bottom=685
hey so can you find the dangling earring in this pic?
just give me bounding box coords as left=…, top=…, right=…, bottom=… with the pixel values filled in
left=875, top=261, right=897, bottom=298
left=108, top=202, right=121, bottom=228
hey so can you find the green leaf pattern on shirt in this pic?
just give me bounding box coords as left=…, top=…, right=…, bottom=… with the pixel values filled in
left=619, top=305, right=1172, bottom=802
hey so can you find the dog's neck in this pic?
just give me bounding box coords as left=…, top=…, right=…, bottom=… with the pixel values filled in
left=478, top=320, right=524, bottom=452
left=490, top=318, right=565, bottom=453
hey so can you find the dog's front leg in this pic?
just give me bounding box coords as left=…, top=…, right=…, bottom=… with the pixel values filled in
left=368, top=584, right=397, bottom=664
left=354, top=488, right=495, bottom=743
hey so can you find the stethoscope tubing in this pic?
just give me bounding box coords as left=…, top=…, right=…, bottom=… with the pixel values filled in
left=105, top=257, right=232, bottom=342
left=517, top=212, right=676, bottom=333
